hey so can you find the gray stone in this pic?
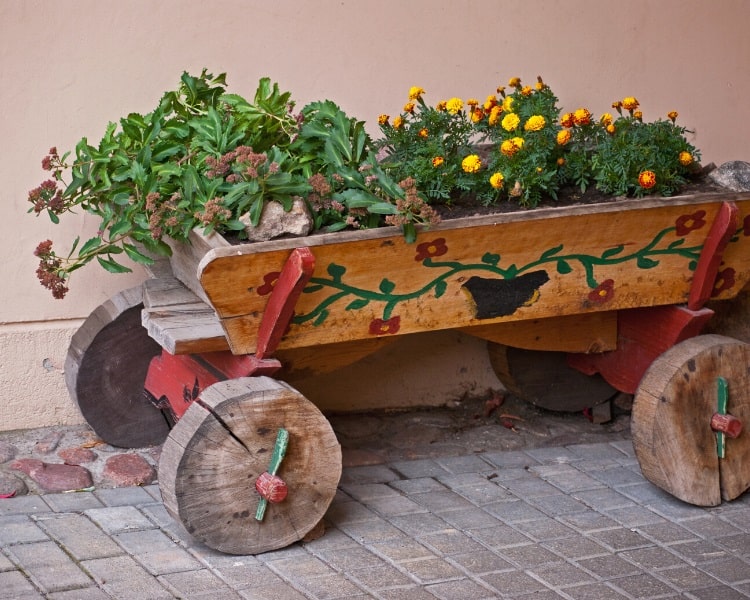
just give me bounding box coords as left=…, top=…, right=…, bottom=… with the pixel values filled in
left=242, top=197, right=313, bottom=241
left=708, top=160, right=750, bottom=192
left=0, top=471, right=27, bottom=497
left=0, top=441, right=17, bottom=463
left=34, top=430, right=63, bottom=454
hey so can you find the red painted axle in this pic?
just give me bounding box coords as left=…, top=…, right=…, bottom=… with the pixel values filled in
left=711, top=413, right=743, bottom=439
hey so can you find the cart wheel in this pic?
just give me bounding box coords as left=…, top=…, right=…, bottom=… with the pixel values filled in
left=159, top=376, right=342, bottom=555
left=65, top=285, right=169, bottom=448
left=487, top=343, right=617, bottom=411
left=632, top=334, right=750, bottom=506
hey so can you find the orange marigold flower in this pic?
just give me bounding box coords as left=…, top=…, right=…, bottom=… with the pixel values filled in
left=679, top=151, right=693, bottom=166
left=557, top=157, right=566, bottom=166
left=638, top=170, right=657, bottom=189
left=461, top=154, right=482, bottom=174
left=432, top=156, right=444, bottom=168
left=446, top=97, right=463, bottom=115
left=488, top=105, right=503, bottom=126
left=496, top=85, right=506, bottom=96
left=622, top=96, right=639, bottom=111
left=508, top=76, right=522, bottom=88
left=606, top=124, right=616, bottom=134
left=378, top=114, right=389, bottom=126
left=484, top=95, right=498, bottom=110
left=470, top=108, right=484, bottom=123
left=511, top=137, right=525, bottom=150
left=500, top=140, right=518, bottom=157
left=573, top=108, right=591, bottom=126
left=418, top=128, right=428, bottom=138
left=467, top=98, right=479, bottom=107
left=393, top=116, right=403, bottom=129
left=524, top=115, right=546, bottom=132
left=556, top=129, right=571, bottom=145
left=600, top=112, right=613, bottom=126
left=667, top=110, right=679, bottom=122
left=560, top=112, right=575, bottom=128
left=633, top=110, right=643, bottom=121
left=436, top=100, right=447, bottom=111
left=489, top=172, right=505, bottom=189
left=521, top=86, right=533, bottom=97
left=501, top=113, right=520, bottom=132
left=408, top=86, right=425, bottom=100
left=612, top=100, right=623, bottom=111
left=403, top=101, right=415, bottom=114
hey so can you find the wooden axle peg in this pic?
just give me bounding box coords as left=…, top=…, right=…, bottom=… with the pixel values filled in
left=711, top=413, right=743, bottom=439
left=255, top=472, right=288, bottom=503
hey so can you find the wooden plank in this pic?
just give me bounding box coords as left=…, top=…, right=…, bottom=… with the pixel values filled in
left=192, top=192, right=750, bottom=355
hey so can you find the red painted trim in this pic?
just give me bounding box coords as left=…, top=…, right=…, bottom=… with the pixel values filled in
left=256, top=248, right=316, bottom=359
left=567, top=305, right=714, bottom=394
left=688, top=201, right=740, bottom=310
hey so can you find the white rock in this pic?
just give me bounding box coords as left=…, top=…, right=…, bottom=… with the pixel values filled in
left=241, top=197, right=313, bottom=242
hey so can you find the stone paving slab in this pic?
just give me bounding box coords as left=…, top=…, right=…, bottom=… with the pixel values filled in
left=0, top=440, right=749, bottom=598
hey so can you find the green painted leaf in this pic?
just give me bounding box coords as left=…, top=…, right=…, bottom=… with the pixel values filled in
left=379, top=279, right=396, bottom=294
left=541, top=244, right=563, bottom=259
left=346, top=299, right=369, bottom=310
left=637, top=256, right=659, bottom=269
left=327, top=263, right=346, bottom=280
left=434, top=280, right=447, bottom=298
left=601, top=245, right=625, bottom=258
left=556, top=260, right=572, bottom=274
left=313, top=309, right=329, bottom=327
left=481, top=253, right=500, bottom=266
left=667, top=238, right=686, bottom=249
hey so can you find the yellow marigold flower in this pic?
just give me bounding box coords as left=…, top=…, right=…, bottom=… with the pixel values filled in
left=501, top=113, right=520, bottom=132
left=612, top=100, right=623, bottom=111
left=488, top=105, right=503, bottom=126
left=536, top=75, right=547, bottom=89
left=403, top=101, right=415, bottom=114
left=467, top=98, right=479, bottom=107
left=536, top=167, right=543, bottom=173
left=408, top=86, right=425, bottom=100
left=436, top=100, right=447, bottom=112
left=489, top=172, right=505, bottom=189
left=622, top=96, right=639, bottom=111
left=606, top=124, right=616, bottom=134
left=508, top=76, right=522, bottom=88
left=512, top=136, right=525, bottom=149
left=573, top=108, right=592, bottom=126
left=418, top=128, right=428, bottom=138
left=638, top=170, right=657, bottom=189
left=484, top=95, right=498, bottom=110
left=461, top=154, right=482, bottom=174
left=667, top=110, right=679, bottom=122
left=633, top=110, right=643, bottom=121
left=560, top=113, right=575, bottom=128
left=470, top=108, right=483, bottom=123
left=600, top=112, right=613, bottom=126
left=524, top=115, right=546, bottom=132
left=393, top=115, right=403, bottom=129
left=446, top=97, right=463, bottom=115
left=378, top=114, right=389, bottom=126
left=521, top=86, right=533, bottom=97
left=502, top=96, right=515, bottom=112
left=500, top=139, right=519, bottom=157
left=556, top=129, right=571, bottom=145
left=432, top=156, right=444, bottom=168
left=679, top=151, right=693, bottom=166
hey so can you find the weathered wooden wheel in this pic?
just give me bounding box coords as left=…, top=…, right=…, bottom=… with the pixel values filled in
left=159, top=376, right=342, bottom=555
left=632, top=334, right=750, bottom=506
left=487, top=343, right=617, bottom=411
left=65, top=285, right=169, bottom=448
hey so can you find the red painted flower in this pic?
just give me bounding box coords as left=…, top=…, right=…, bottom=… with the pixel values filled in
left=257, top=272, right=280, bottom=295
left=588, top=279, right=615, bottom=304
left=712, top=268, right=736, bottom=296
left=415, top=238, right=448, bottom=262
left=369, top=316, right=401, bottom=335
left=743, top=214, right=750, bottom=236
left=675, top=210, right=707, bottom=236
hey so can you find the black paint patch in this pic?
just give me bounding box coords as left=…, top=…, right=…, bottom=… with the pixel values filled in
left=462, top=270, right=550, bottom=319
left=687, top=358, right=696, bottom=372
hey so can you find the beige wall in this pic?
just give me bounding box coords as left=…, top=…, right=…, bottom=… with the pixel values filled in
left=1, top=0, right=748, bottom=430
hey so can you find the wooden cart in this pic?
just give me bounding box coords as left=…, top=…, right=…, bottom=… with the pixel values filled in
left=66, top=190, right=750, bottom=554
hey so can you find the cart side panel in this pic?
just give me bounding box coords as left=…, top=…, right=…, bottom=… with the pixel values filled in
left=197, top=194, right=750, bottom=355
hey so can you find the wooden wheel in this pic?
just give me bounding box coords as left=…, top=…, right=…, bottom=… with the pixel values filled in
left=632, top=334, right=750, bottom=506
left=65, top=285, right=169, bottom=448
left=159, top=376, right=342, bottom=555
left=487, top=343, right=617, bottom=411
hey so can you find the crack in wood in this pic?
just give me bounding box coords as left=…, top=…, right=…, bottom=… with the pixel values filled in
left=195, top=398, right=251, bottom=454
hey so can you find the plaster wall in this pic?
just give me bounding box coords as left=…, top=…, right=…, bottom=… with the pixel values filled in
left=2, top=0, right=749, bottom=430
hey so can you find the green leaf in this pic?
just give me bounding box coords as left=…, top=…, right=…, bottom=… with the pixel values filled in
left=379, top=279, right=396, bottom=294
left=434, top=280, right=447, bottom=298
left=367, top=202, right=397, bottom=215
left=601, top=245, right=625, bottom=258
left=346, top=299, right=369, bottom=310
left=108, top=218, right=132, bottom=238
left=481, top=253, right=500, bottom=266
left=556, top=260, right=572, bottom=274
left=541, top=244, right=563, bottom=259
left=312, top=309, right=329, bottom=327
left=123, top=243, right=155, bottom=265
left=78, top=236, right=102, bottom=256
left=96, top=255, right=133, bottom=273
left=327, top=263, right=346, bottom=280
left=637, top=256, right=659, bottom=269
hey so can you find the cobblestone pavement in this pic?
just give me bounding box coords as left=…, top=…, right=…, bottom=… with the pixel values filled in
left=1, top=399, right=750, bottom=599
